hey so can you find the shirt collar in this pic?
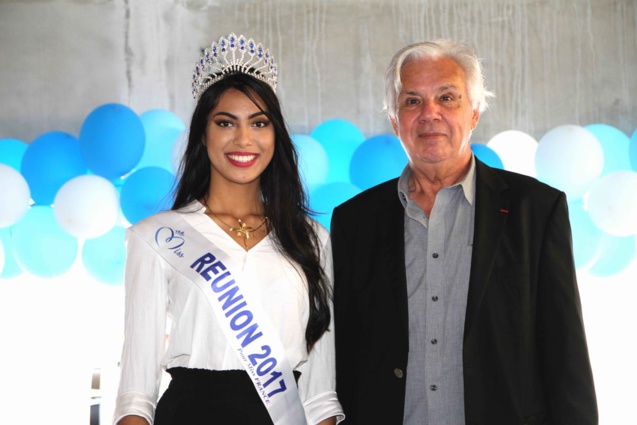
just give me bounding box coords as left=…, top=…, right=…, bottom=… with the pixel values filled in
left=397, top=154, right=476, bottom=207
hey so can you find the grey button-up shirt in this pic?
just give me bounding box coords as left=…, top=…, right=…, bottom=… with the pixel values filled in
left=398, top=157, right=476, bottom=425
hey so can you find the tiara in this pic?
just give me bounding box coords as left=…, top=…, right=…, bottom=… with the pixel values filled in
left=191, top=33, right=278, bottom=99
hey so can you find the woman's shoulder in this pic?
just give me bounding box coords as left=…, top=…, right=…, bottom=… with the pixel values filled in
left=129, top=201, right=204, bottom=233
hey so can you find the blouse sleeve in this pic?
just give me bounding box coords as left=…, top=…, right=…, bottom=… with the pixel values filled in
left=297, top=224, right=345, bottom=424
left=113, top=228, right=171, bottom=424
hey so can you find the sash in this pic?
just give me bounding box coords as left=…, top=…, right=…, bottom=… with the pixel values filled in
left=132, top=210, right=307, bottom=425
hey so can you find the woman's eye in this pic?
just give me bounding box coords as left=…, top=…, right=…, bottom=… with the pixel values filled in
left=253, top=120, right=270, bottom=128
left=215, top=120, right=233, bottom=127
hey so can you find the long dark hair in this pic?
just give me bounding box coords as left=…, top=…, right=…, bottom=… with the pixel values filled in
left=172, top=72, right=331, bottom=351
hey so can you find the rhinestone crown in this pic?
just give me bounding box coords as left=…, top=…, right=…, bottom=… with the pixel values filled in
left=191, top=33, right=278, bottom=99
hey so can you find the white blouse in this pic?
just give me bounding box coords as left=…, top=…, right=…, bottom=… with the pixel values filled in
left=113, top=202, right=343, bottom=424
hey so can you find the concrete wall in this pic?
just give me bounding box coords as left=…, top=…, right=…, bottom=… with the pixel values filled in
left=1, top=2, right=636, bottom=423
left=1, top=0, right=636, bottom=144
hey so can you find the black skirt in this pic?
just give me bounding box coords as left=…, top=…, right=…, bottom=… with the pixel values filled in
left=154, top=367, right=300, bottom=425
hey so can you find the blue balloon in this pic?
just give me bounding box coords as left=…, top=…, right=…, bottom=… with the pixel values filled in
left=120, top=167, right=176, bottom=224
left=588, top=234, right=636, bottom=277
left=82, top=226, right=126, bottom=285
left=21, top=131, right=87, bottom=205
left=310, top=182, right=362, bottom=230
left=471, top=144, right=504, bottom=169
left=0, top=226, right=22, bottom=279
left=585, top=124, right=631, bottom=176
left=137, top=109, right=186, bottom=172
left=292, top=134, right=329, bottom=190
left=12, top=205, right=78, bottom=278
left=350, top=134, right=407, bottom=191
left=79, top=103, right=146, bottom=180
left=567, top=201, right=602, bottom=269
left=310, top=119, right=366, bottom=184
left=0, top=138, right=28, bottom=171
left=630, top=127, right=637, bottom=171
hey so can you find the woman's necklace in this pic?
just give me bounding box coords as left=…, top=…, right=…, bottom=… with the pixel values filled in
left=210, top=212, right=268, bottom=248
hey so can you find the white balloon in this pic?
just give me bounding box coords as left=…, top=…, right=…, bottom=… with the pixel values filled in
left=487, top=130, right=538, bottom=177
left=588, top=171, right=637, bottom=236
left=0, top=164, right=31, bottom=228
left=293, top=134, right=329, bottom=190
left=535, top=125, right=603, bottom=199
left=53, top=175, right=120, bottom=238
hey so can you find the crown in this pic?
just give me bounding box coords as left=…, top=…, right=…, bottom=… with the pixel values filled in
left=191, top=33, right=278, bottom=99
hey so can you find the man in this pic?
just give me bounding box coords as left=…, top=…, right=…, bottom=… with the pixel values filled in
left=331, top=40, right=597, bottom=425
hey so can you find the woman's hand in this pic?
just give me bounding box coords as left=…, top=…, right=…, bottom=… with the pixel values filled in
left=117, top=415, right=149, bottom=425
left=317, top=416, right=337, bottom=425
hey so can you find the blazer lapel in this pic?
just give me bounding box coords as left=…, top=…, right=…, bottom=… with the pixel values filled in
left=464, top=160, right=510, bottom=340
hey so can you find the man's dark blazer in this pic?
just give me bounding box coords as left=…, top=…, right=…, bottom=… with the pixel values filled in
left=331, top=159, right=598, bottom=425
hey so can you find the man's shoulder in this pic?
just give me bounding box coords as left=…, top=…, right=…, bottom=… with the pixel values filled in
left=335, top=178, right=400, bottom=212
left=478, top=161, right=562, bottom=198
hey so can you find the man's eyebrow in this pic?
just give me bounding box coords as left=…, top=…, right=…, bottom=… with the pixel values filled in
left=399, top=85, right=460, bottom=96
left=437, top=84, right=459, bottom=91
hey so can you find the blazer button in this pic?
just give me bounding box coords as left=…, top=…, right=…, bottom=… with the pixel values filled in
left=394, top=368, right=404, bottom=379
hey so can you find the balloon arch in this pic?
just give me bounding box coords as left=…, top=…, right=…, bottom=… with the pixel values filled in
left=1, top=104, right=637, bottom=283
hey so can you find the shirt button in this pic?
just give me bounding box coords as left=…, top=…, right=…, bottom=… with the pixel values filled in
left=431, top=338, right=438, bottom=345
left=432, top=253, right=439, bottom=258
left=430, top=385, right=437, bottom=391
left=394, top=368, right=404, bottom=379
left=432, top=296, right=439, bottom=302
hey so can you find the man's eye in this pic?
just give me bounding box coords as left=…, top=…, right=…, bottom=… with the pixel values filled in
left=406, top=98, right=419, bottom=105
left=441, top=95, right=453, bottom=101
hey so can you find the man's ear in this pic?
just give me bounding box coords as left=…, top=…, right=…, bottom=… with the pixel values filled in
left=390, top=115, right=399, bottom=136
left=471, top=108, right=480, bottom=130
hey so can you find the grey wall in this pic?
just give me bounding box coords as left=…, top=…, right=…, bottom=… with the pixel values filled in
left=1, top=0, right=636, bottom=144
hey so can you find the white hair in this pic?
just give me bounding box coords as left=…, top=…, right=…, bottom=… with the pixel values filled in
left=383, top=39, right=495, bottom=119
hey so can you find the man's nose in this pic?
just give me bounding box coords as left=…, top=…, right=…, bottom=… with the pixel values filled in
left=418, top=100, right=441, bottom=122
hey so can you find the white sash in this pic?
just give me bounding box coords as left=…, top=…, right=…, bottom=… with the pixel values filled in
left=131, top=210, right=307, bottom=425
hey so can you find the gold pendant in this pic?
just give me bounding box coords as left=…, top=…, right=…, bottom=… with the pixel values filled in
left=230, top=219, right=255, bottom=240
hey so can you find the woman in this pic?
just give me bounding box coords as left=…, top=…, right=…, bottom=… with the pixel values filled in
left=114, top=34, right=343, bottom=425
